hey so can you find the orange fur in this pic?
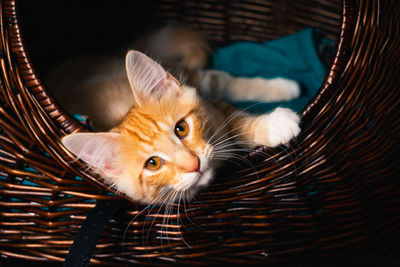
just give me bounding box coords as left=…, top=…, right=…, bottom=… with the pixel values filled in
left=62, top=51, right=301, bottom=204
left=109, top=86, right=218, bottom=203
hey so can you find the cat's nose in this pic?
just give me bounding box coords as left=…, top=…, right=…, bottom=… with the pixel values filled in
left=184, top=156, right=200, bottom=173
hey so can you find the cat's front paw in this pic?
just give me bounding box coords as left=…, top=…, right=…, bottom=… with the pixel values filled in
left=253, top=107, right=301, bottom=147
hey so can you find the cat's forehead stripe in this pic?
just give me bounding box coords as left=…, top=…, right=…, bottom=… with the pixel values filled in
left=137, top=112, right=161, bottom=131
left=125, top=127, right=152, bottom=142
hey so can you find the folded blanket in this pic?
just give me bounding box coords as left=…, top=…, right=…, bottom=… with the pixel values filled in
left=211, top=28, right=334, bottom=113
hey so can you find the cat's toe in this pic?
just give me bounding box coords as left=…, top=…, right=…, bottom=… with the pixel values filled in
left=261, top=107, right=301, bottom=147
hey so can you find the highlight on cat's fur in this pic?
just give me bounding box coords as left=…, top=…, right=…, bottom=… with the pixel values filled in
left=62, top=50, right=301, bottom=204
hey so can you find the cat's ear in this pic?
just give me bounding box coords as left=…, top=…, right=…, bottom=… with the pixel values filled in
left=62, top=132, right=123, bottom=177
left=125, top=50, right=180, bottom=106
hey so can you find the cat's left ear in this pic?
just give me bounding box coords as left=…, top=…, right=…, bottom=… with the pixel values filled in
left=62, top=132, right=123, bottom=178
left=125, top=50, right=180, bottom=106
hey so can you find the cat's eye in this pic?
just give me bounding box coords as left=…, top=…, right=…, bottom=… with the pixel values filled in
left=175, top=119, right=189, bottom=139
left=145, top=156, right=164, bottom=171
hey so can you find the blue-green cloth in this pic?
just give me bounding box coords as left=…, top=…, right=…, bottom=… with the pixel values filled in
left=211, top=28, right=330, bottom=113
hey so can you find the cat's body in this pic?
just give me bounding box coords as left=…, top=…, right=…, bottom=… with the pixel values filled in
left=58, top=26, right=301, bottom=204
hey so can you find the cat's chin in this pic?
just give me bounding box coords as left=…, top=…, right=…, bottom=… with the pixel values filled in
left=193, top=167, right=214, bottom=187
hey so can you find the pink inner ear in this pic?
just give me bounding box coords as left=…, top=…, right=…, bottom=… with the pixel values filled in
left=62, top=132, right=123, bottom=178
left=125, top=50, right=180, bottom=105
left=102, top=161, right=123, bottom=177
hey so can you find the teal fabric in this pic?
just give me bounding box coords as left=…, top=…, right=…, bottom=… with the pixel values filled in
left=211, top=28, right=330, bottom=113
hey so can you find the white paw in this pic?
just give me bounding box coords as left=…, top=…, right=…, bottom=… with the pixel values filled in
left=253, top=108, right=301, bottom=147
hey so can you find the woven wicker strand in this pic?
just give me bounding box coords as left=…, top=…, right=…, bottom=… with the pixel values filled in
left=0, top=0, right=400, bottom=265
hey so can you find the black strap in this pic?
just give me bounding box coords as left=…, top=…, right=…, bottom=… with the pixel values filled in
left=64, top=199, right=125, bottom=267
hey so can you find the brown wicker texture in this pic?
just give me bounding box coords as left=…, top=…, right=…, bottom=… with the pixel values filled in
left=0, top=0, right=400, bottom=265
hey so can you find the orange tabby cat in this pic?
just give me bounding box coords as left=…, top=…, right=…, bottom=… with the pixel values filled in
left=62, top=51, right=300, bottom=204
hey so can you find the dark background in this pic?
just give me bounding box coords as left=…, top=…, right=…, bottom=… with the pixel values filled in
left=17, top=0, right=166, bottom=78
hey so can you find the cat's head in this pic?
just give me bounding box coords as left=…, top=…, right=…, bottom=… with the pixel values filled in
left=62, top=51, right=217, bottom=204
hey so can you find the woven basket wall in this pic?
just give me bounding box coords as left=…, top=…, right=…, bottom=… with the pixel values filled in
left=0, top=0, right=399, bottom=265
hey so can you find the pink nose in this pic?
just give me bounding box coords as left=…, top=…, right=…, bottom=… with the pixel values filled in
left=183, top=156, right=200, bottom=173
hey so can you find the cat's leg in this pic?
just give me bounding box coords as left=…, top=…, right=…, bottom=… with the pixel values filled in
left=192, top=70, right=300, bottom=102
left=216, top=102, right=301, bottom=148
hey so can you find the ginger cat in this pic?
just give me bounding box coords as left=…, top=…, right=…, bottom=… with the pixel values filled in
left=62, top=51, right=301, bottom=204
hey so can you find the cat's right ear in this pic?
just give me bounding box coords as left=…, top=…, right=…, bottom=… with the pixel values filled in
left=125, top=50, right=180, bottom=106
left=62, top=132, right=123, bottom=177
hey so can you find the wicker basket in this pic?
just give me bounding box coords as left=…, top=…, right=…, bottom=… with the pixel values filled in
left=1, top=0, right=400, bottom=265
